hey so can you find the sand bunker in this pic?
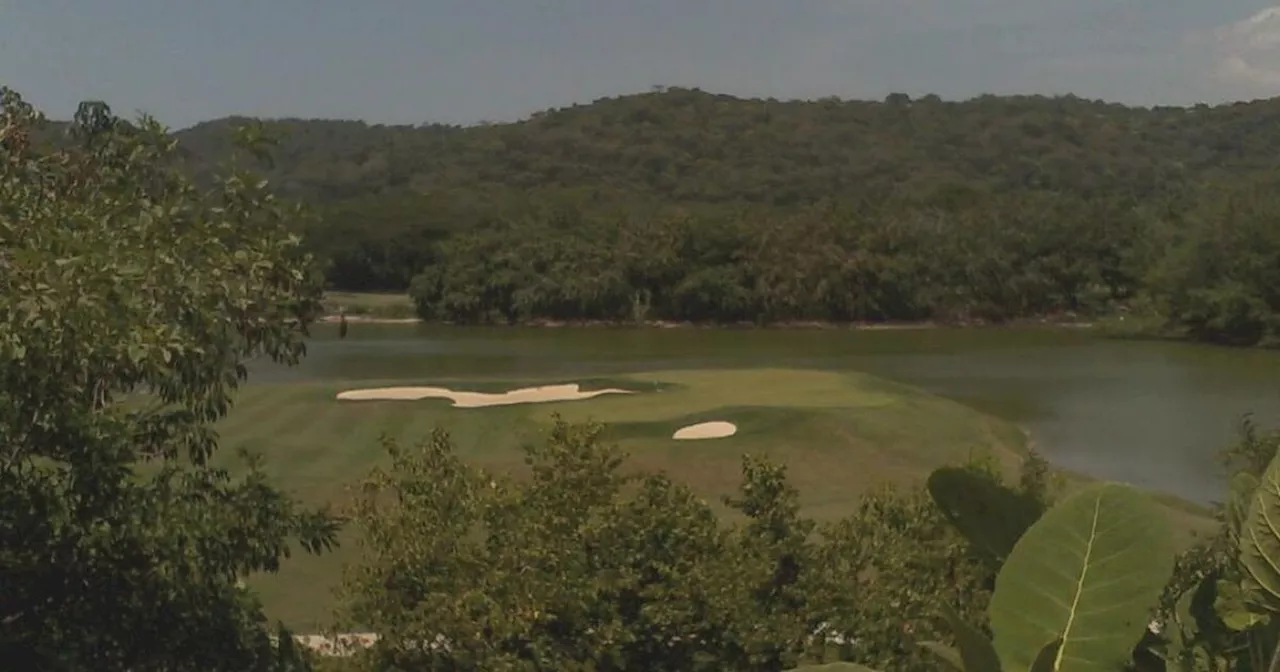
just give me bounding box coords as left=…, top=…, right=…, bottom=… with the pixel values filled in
left=335, top=383, right=633, bottom=408
left=672, top=421, right=738, bottom=440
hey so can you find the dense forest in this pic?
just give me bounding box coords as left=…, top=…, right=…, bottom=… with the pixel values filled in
left=162, top=88, right=1280, bottom=345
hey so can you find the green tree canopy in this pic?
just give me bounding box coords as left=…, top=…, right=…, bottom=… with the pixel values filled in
left=0, top=89, right=338, bottom=670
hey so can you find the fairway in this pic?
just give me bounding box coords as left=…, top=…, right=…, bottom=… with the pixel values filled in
left=220, top=368, right=1027, bottom=509
left=214, top=367, right=1189, bottom=631
left=221, top=367, right=1028, bottom=630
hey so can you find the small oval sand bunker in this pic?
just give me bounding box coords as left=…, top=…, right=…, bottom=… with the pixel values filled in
left=335, top=383, right=633, bottom=408
left=672, top=421, right=738, bottom=440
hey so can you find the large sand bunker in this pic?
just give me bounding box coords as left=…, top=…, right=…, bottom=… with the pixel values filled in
left=335, top=383, right=634, bottom=408
left=672, top=421, right=738, bottom=440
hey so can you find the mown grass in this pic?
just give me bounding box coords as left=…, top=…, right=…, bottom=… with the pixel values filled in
left=321, top=291, right=416, bottom=319
left=214, top=367, right=1213, bottom=631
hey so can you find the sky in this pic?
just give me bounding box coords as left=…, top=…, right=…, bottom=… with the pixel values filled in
left=2, top=1, right=1280, bottom=130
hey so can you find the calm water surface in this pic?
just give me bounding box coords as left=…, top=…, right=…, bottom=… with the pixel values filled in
left=254, top=324, right=1280, bottom=505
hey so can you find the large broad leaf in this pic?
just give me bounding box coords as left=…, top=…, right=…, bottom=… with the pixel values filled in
left=1029, top=640, right=1064, bottom=672
left=1215, top=579, right=1266, bottom=632
left=927, top=466, right=1045, bottom=563
left=1241, top=453, right=1280, bottom=612
left=919, top=602, right=1003, bottom=672
left=989, top=483, right=1174, bottom=672
left=1163, top=588, right=1195, bottom=662
left=919, top=642, right=965, bottom=671
left=1229, top=472, right=1261, bottom=546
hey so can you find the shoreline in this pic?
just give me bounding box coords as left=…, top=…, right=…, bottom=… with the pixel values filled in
left=319, top=313, right=1101, bottom=330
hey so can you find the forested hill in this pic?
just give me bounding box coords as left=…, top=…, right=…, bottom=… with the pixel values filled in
left=93, top=88, right=1280, bottom=346
left=172, top=88, right=1280, bottom=205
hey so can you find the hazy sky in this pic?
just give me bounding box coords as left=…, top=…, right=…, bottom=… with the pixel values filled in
left=2, top=1, right=1280, bottom=129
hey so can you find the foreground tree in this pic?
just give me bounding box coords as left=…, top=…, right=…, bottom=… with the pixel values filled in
left=338, top=418, right=1042, bottom=672
left=340, top=420, right=739, bottom=671
left=0, top=89, right=338, bottom=670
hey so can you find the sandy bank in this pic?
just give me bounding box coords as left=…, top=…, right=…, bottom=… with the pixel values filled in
left=672, top=421, right=738, bottom=440
left=336, top=383, right=634, bottom=407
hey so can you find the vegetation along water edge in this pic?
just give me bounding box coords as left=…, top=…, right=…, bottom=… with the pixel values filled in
left=182, top=88, right=1280, bottom=349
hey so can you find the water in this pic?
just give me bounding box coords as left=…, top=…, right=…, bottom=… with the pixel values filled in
left=253, top=324, right=1280, bottom=505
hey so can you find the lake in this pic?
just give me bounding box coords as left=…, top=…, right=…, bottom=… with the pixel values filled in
left=257, top=324, right=1280, bottom=506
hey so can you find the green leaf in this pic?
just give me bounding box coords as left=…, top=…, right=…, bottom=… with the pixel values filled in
left=936, top=601, right=1002, bottom=672
left=1174, top=581, right=1196, bottom=635
left=927, top=466, right=1044, bottom=563
left=126, top=342, right=147, bottom=365
left=1165, top=578, right=1207, bottom=662
left=920, top=642, right=965, bottom=671
left=1216, top=579, right=1266, bottom=631
left=1164, top=612, right=1187, bottom=662
left=1254, top=622, right=1280, bottom=672
left=1029, top=639, right=1064, bottom=672
left=1230, top=472, right=1261, bottom=544
left=1241, top=452, right=1280, bottom=613
left=988, top=482, right=1175, bottom=672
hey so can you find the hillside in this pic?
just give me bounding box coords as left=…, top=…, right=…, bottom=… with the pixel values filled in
left=39, top=87, right=1280, bottom=344
left=172, top=88, right=1280, bottom=206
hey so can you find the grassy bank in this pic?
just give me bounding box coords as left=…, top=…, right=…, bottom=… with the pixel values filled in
left=322, top=291, right=416, bottom=320
left=322, top=291, right=1108, bottom=330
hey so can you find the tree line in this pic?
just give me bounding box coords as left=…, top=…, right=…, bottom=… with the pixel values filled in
left=405, top=192, right=1140, bottom=325
left=396, top=181, right=1280, bottom=346
left=152, top=88, right=1280, bottom=345
left=172, top=88, right=1280, bottom=208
